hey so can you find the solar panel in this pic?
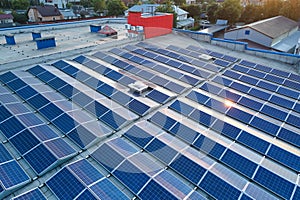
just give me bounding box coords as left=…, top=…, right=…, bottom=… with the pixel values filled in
left=238, top=97, right=263, bottom=111
left=193, top=135, right=226, bottom=159
left=96, top=84, right=117, bottom=97
left=149, top=112, right=177, bottom=131
left=61, top=66, right=79, bottom=76
left=113, top=160, right=150, bottom=194
left=199, top=171, right=241, bottom=200
left=166, top=69, right=183, bottom=79
left=146, top=90, right=170, bottom=104
left=164, top=81, right=185, bottom=94
left=237, top=131, right=270, bottom=154
left=124, top=125, right=153, bottom=148
left=277, top=86, right=299, bottom=99
left=261, top=105, right=288, bottom=121
left=37, top=71, right=56, bottom=82
left=249, top=116, right=280, bottom=136
left=267, top=145, right=300, bottom=172
left=30, top=124, right=58, bottom=141
left=205, top=99, right=228, bottom=114
left=0, top=71, right=18, bottom=83
left=47, top=77, right=67, bottom=90
left=212, top=76, right=232, bottom=86
left=232, top=64, right=249, bottom=73
left=271, top=69, right=290, bottom=78
left=253, top=167, right=294, bottom=199
left=257, top=80, right=278, bottom=92
left=45, top=138, right=76, bottom=159
left=189, top=109, right=217, bottom=127
left=265, top=74, right=285, bottom=84
left=73, top=55, right=88, bottom=64
left=90, top=179, right=129, bottom=200
left=139, top=179, right=177, bottom=200
left=166, top=59, right=182, bottom=68
left=283, top=79, right=300, bottom=91
left=0, top=160, right=30, bottom=189
left=289, top=73, right=300, bottom=82
left=150, top=75, right=169, bottom=86
left=46, top=168, right=85, bottom=200
left=127, top=99, right=150, bottom=116
left=52, top=113, right=77, bottom=134
left=6, top=78, right=27, bottom=91
left=137, top=70, right=155, bottom=80
left=223, top=70, right=241, bottom=79
left=277, top=128, right=300, bottom=148
left=72, top=92, right=94, bottom=107
left=213, top=59, right=230, bottom=67
left=145, top=138, right=178, bottom=164
left=226, top=107, right=253, bottom=124
left=188, top=191, right=207, bottom=200
left=12, top=188, right=46, bottom=200
left=239, top=60, right=256, bottom=68
left=0, top=144, right=13, bottom=163
left=211, top=119, right=241, bottom=140
left=169, top=122, right=200, bottom=144
left=293, top=187, right=300, bottom=200
left=219, top=89, right=241, bottom=102
left=153, top=64, right=169, bottom=73
left=170, top=154, right=206, bottom=185
left=231, top=82, right=251, bottom=93
left=221, top=149, right=258, bottom=178
left=248, top=88, right=271, bottom=101
left=286, top=114, right=300, bottom=127
left=240, top=75, right=258, bottom=85
left=0, top=106, right=12, bottom=123
left=186, top=91, right=209, bottom=105
left=200, top=83, right=221, bottom=95
left=27, top=65, right=46, bottom=76
left=118, top=76, right=135, bottom=85
left=248, top=69, right=266, bottom=79
left=255, top=64, right=272, bottom=72
left=27, top=94, right=50, bottom=110
left=39, top=103, right=63, bottom=121
left=169, top=100, right=194, bottom=116
left=180, top=75, right=200, bottom=86
left=99, top=110, right=126, bottom=130
left=0, top=116, right=26, bottom=139
left=10, top=129, right=40, bottom=155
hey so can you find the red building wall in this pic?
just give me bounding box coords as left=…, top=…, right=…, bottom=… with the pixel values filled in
left=127, top=12, right=173, bottom=39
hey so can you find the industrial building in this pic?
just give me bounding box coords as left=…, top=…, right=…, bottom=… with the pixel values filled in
left=0, top=14, right=299, bottom=200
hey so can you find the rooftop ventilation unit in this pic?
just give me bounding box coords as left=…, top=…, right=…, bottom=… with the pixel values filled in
left=128, top=81, right=148, bottom=94
left=199, top=54, right=213, bottom=61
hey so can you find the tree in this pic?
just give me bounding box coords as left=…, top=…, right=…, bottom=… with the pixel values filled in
left=12, top=11, right=28, bottom=23
left=93, top=0, right=106, bottom=12
left=12, top=0, right=30, bottom=10
left=206, top=2, right=218, bottom=23
left=156, top=0, right=177, bottom=28
left=261, top=0, right=282, bottom=19
left=0, top=0, right=12, bottom=9
left=81, top=0, right=92, bottom=7
left=174, top=0, right=185, bottom=6
left=181, top=4, right=201, bottom=19
left=215, top=0, right=242, bottom=24
left=107, top=0, right=127, bottom=16
left=280, top=0, right=300, bottom=21
left=240, top=4, right=264, bottom=24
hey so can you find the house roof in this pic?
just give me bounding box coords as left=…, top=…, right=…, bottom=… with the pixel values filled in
left=99, top=25, right=117, bottom=34
left=31, top=5, right=62, bottom=17
left=127, top=4, right=188, bottom=16
left=229, top=16, right=298, bottom=39
left=0, top=14, right=13, bottom=20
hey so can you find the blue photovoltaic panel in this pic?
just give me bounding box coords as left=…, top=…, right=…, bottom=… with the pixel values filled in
left=27, top=65, right=46, bottom=76
left=193, top=135, right=226, bottom=159
left=85, top=101, right=109, bottom=118
left=283, top=80, right=300, bottom=91
left=238, top=97, right=263, bottom=111
left=226, top=107, right=253, bottom=124
left=293, top=187, right=300, bottom=200
left=205, top=99, right=228, bottom=114
left=212, top=119, right=241, bottom=140
left=52, top=60, right=70, bottom=69
left=72, top=92, right=94, bottom=107
left=248, top=88, right=271, bottom=101
left=213, top=59, right=230, bottom=67
left=73, top=55, right=88, bottom=64
left=179, top=64, right=195, bottom=73
left=186, top=91, right=209, bottom=105
left=167, top=59, right=182, bottom=68
left=45, top=138, right=76, bottom=159
left=212, top=76, right=232, bottom=86
left=30, top=125, right=58, bottom=142
left=13, top=188, right=46, bottom=200
left=192, top=69, right=211, bottom=79
left=47, top=168, right=85, bottom=200
left=180, top=75, right=200, bottom=86
left=112, top=60, right=129, bottom=70
left=250, top=116, right=280, bottom=136
left=67, top=125, right=97, bottom=149
left=230, top=82, right=251, bottom=93
left=6, top=78, right=27, bottom=91
left=24, top=144, right=57, bottom=175
left=0, top=160, right=29, bottom=189
left=155, top=170, right=192, bottom=199
left=52, top=113, right=77, bottom=134
left=39, top=103, right=63, bottom=121
left=269, top=96, right=293, bottom=111
left=0, top=105, right=12, bottom=122
left=100, top=110, right=127, bottom=130
left=164, top=81, right=186, bottom=94
left=68, top=159, right=103, bottom=185
left=257, top=80, right=278, bottom=92
left=254, top=167, right=294, bottom=199
left=219, top=89, right=241, bottom=102
left=150, top=75, right=169, bottom=86
left=267, top=145, right=300, bottom=171
left=277, top=128, right=300, bottom=148
left=91, top=143, right=125, bottom=172
left=146, top=90, right=170, bottom=104
left=111, top=91, right=132, bottom=105
left=237, top=131, right=270, bottom=154
left=289, top=73, right=300, bottom=82
left=286, top=114, right=300, bottom=127
left=127, top=99, right=150, bottom=116
left=261, top=105, right=288, bottom=121
left=76, top=189, right=97, bottom=200
left=84, top=77, right=103, bottom=89
left=58, top=85, right=78, bottom=99
left=170, top=154, right=206, bottom=185
left=169, top=122, right=200, bottom=144
left=221, top=149, right=258, bottom=178
left=124, top=125, right=153, bottom=148
left=200, top=83, right=221, bottom=95
left=27, top=94, right=50, bottom=110
left=153, top=65, right=169, bottom=73
left=188, top=191, right=207, bottom=200
left=15, top=85, right=38, bottom=100
left=145, top=138, right=178, bottom=164
left=17, top=113, right=44, bottom=127
left=189, top=109, right=216, bottom=127
left=47, top=78, right=67, bottom=90
left=223, top=55, right=238, bottom=62
left=5, top=102, right=30, bottom=115
left=255, top=64, right=272, bottom=72
left=223, top=70, right=241, bottom=79
left=0, top=94, right=20, bottom=106
left=0, top=143, right=13, bottom=163
left=91, top=179, right=129, bottom=200
left=37, top=71, right=56, bottom=82
left=139, top=179, right=177, bottom=200
left=240, top=75, right=259, bottom=85
left=0, top=71, right=18, bottom=83
left=150, top=112, right=177, bottom=131
left=248, top=69, right=266, bottom=79
left=0, top=116, right=25, bottom=139
left=199, top=171, right=241, bottom=200
left=265, top=74, right=285, bottom=84
left=105, top=70, right=123, bottom=81
left=137, top=70, right=155, bottom=80
left=169, top=100, right=194, bottom=116
left=240, top=60, right=256, bottom=68
left=61, top=66, right=79, bottom=76
left=10, top=129, right=40, bottom=155
left=118, top=76, right=135, bottom=85
left=277, top=87, right=299, bottom=100
left=97, top=84, right=117, bottom=97
left=113, top=160, right=150, bottom=194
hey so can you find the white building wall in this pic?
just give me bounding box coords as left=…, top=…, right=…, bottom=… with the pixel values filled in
left=40, top=0, right=67, bottom=9
left=225, top=28, right=273, bottom=47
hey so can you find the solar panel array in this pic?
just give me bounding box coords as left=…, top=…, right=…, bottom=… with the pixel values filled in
left=0, top=40, right=299, bottom=199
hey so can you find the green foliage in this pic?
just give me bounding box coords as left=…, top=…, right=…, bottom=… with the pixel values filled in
left=81, top=0, right=92, bottom=8
left=66, top=2, right=73, bottom=9
left=156, top=0, right=173, bottom=13
left=174, top=0, right=185, bottom=6
left=107, top=0, right=127, bottom=16
left=240, top=4, right=263, bottom=24
left=93, top=0, right=106, bottom=12
left=181, top=4, right=201, bottom=19
left=12, top=11, right=28, bottom=23
left=215, top=0, right=242, bottom=24
left=12, top=0, right=29, bottom=10
left=206, top=2, right=218, bottom=23
left=0, top=0, right=12, bottom=9
left=279, top=0, right=300, bottom=21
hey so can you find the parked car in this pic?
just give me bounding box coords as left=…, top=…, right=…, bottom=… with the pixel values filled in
left=201, top=20, right=210, bottom=24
